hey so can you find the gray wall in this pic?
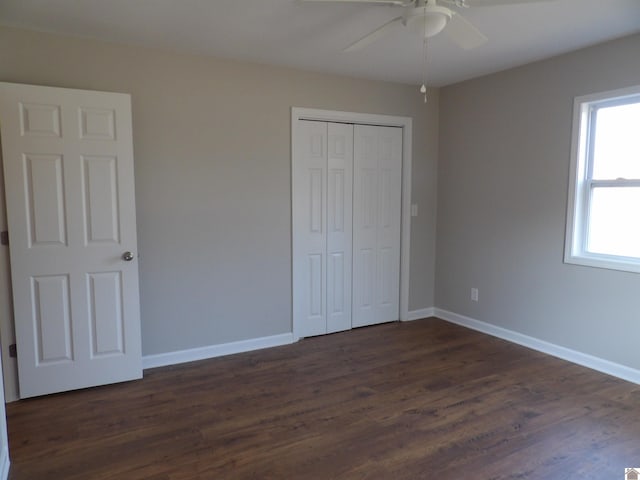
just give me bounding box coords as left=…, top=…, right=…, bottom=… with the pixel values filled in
left=436, top=33, right=640, bottom=371
left=0, top=26, right=438, bottom=399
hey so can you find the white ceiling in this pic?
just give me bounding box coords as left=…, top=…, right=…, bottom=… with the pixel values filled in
left=1, top=0, right=639, bottom=87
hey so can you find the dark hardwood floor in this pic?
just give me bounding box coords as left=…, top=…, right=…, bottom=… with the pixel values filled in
left=6, top=318, right=640, bottom=479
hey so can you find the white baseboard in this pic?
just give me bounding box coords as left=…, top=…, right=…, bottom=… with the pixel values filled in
left=406, top=307, right=435, bottom=321
left=142, top=332, right=295, bottom=370
left=144, top=309, right=640, bottom=385
left=0, top=446, right=9, bottom=480
left=434, top=308, right=640, bottom=385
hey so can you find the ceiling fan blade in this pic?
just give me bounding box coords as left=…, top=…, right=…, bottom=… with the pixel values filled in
left=343, top=16, right=404, bottom=52
left=300, top=0, right=410, bottom=6
left=444, top=12, right=488, bottom=50
left=460, top=0, right=553, bottom=6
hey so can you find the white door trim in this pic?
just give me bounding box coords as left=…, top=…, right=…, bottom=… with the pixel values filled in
left=291, top=107, right=412, bottom=339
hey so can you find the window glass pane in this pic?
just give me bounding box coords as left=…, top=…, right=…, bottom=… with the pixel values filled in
left=592, top=101, right=640, bottom=180
left=587, top=186, right=640, bottom=258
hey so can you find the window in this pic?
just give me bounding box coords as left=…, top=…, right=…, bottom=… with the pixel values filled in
left=565, top=86, right=640, bottom=273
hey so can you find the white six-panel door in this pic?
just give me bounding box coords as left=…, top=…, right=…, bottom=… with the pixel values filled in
left=0, top=82, right=142, bottom=398
left=352, top=125, right=402, bottom=328
left=293, top=120, right=401, bottom=336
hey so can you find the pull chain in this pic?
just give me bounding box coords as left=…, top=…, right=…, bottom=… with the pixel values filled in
left=420, top=9, right=428, bottom=103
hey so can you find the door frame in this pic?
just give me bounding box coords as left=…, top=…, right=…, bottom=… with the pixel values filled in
left=291, top=107, right=412, bottom=340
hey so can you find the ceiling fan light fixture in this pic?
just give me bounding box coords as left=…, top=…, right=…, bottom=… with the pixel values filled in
left=417, top=5, right=452, bottom=38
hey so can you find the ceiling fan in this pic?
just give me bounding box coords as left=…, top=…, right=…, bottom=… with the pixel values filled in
left=301, top=0, right=552, bottom=51
left=301, top=0, right=552, bottom=100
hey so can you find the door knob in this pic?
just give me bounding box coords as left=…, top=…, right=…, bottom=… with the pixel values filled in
left=122, top=251, right=134, bottom=262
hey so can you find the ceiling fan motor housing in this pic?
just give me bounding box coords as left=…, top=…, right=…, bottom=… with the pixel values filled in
left=407, top=5, right=453, bottom=38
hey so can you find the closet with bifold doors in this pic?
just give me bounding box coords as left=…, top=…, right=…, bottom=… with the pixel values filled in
left=293, top=120, right=402, bottom=338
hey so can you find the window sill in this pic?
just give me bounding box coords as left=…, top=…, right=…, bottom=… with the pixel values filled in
left=564, top=252, right=640, bottom=274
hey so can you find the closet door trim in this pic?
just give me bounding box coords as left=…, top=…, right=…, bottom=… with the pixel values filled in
left=291, top=108, right=412, bottom=340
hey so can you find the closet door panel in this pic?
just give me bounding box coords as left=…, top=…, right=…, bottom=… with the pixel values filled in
left=293, top=121, right=328, bottom=337
left=375, top=126, right=402, bottom=324
left=326, top=123, right=353, bottom=333
left=352, top=126, right=379, bottom=328
left=353, top=125, right=402, bottom=328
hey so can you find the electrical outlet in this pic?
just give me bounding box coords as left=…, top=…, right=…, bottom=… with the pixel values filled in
left=410, top=204, right=418, bottom=217
left=471, top=288, right=479, bottom=302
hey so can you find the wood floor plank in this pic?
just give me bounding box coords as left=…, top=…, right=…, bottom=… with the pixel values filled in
left=6, top=318, right=640, bottom=479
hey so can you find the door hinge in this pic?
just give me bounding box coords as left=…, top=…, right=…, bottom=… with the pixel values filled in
left=0, top=231, right=8, bottom=246
left=8, top=344, right=16, bottom=358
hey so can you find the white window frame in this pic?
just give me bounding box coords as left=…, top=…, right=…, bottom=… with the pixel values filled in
left=565, top=85, right=640, bottom=274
